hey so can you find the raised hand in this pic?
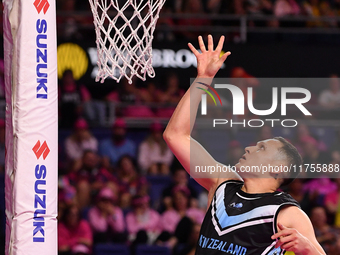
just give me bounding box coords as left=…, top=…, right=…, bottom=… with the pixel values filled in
left=188, top=35, right=231, bottom=78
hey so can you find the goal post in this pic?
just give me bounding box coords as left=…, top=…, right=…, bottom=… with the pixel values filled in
left=88, top=0, right=166, bottom=83
left=3, top=0, right=58, bottom=254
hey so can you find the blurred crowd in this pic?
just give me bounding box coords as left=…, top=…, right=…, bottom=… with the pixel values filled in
left=54, top=66, right=340, bottom=255
left=1, top=1, right=340, bottom=254
left=52, top=108, right=340, bottom=255
left=161, top=0, right=340, bottom=35
left=0, top=64, right=339, bottom=255
left=55, top=0, right=340, bottom=42
left=58, top=69, right=185, bottom=128
left=57, top=116, right=205, bottom=255
left=57, top=67, right=340, bottom=129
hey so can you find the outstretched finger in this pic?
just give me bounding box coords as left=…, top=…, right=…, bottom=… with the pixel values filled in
left=198, top=36, right=207, bottom=52
left=215, top=36, right=225, bottom=53
left=208, top=34, right=214, bottom=51
left=217, top=51, right=231, bottom=66
left=188, top=43, right=200, bottom=56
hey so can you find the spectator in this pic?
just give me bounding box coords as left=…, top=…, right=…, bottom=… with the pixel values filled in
left=197, top=189, right=209, bottom=211
left=156, top=73, right=185, bottom=118
left=85, top=87, right=108, bottom=128
left=226, top=140, right=244, bottom=166
left=303, top=0, right=321, bottom=18
left=207, top=0, right=234, bottom=14
left=155, top=3, right=176, bottom=41
left=230, top=67, right=260, bottom=94
left=318, top=74, right=340, bottom=110
left=59, top=69, right=91, bottom=128
left=330, top=128, right=340, bottom=153
left=177, top=0, right=211, bottom=40
left=303, top=0, right=336, bottom=27
left=183, top=223, right=201, bottom=255
left=56, top=0, right=92, bottom=40
left=118, top=78, right=155, bottom=118
left=274, top=0, right=300, bottom=17
left=162, top=168, right=199, bottom=212
left=67, top=150, right=118, bottom=209
left=233, top=0, right=246, bottom=15
left=294, top=124, right=311, bottom=154
left=87, top=187, right=126, bottom=244
left=0, top=59, right=5, bottom=100
left=174, top=219, right=201, bottom=255
left=173, top=0, right=184, bottom=13
left=64, top=118, right=98, bottom=169
left=71, top=244, right=91, bottom=255
left=58, top=176, right=77, bottom=220
left=310, top=206, right=339, bottom=254
left=117, top=155, right=149, bottom=210
left=257, top=125, right=273, bottom=141
left=319, top=1, right=337, bottom=27
left=330, top=149, right=340, bottom=167
left=248, top=0, right=274, bottom=15
left=293, top=124, right=328, bottom=157
left=288, top=179, right=314, bottom=215
left=0, top=119, right=5, bottom=173
left=230, top=67, right=259, bottom=118
left=58, top=205, right=93, bottom=255
left=301, top=135, right=331, bottom=166
left=246, top=0, right=276, bottom=28
left=126, top=195, right=161, bottom=242
left=303, top=177, right=337, bottom=207
left=206, top=0, right=236, bottom=35
left=117, top=77, right=139, bottom=103
left=77, top=150, right=117, bottom=186
left=158, top=73, right=184, bottom=104
left=161, top=186, right=205, bottom=234
left=324, top=178, right=340, bottom=227
left=99, top=118, right=136, bottom=169
left=330, top=128, right=340, bottom=169
left=139, top=82, right=158, bottom=104
left=138, top=122, right=173, bottom=175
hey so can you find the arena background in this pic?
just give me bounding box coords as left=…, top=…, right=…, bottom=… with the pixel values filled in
left=1, top=0, right=340, bottom=254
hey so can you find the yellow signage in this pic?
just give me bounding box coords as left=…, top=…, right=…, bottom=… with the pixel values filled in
left=57, top=43, right=88, bottom=80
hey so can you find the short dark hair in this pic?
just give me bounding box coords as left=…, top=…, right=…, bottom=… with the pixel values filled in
left=273, top=137, right=303, bottom=187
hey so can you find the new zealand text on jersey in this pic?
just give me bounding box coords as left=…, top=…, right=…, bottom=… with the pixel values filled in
left=198, top=234, right=247, bottom=255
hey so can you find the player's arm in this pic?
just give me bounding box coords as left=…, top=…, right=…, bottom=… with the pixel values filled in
left=272, top=206, right=326, bottom=255
left=163, top=35, right=241, bottom=192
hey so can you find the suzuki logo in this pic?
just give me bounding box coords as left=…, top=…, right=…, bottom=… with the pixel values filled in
left=33, top=0, right=50, bottom=14
left=32, top=141, right=50, bottom=160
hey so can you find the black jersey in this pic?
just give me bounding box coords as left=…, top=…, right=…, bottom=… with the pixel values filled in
left=196, top=180, right=300, bottom=255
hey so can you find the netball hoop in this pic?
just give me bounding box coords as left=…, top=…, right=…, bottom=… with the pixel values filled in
left=88, top=0, right=166, bottom=84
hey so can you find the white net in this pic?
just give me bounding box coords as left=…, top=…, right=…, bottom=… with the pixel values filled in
left=88, top=0, right=166, bottom=83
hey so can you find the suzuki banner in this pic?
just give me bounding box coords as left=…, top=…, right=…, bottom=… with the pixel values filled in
left=3, top=0, right=58, bottom=255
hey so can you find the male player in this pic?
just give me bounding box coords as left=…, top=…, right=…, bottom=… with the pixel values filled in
left=163, top=35, right=326, bottom=255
